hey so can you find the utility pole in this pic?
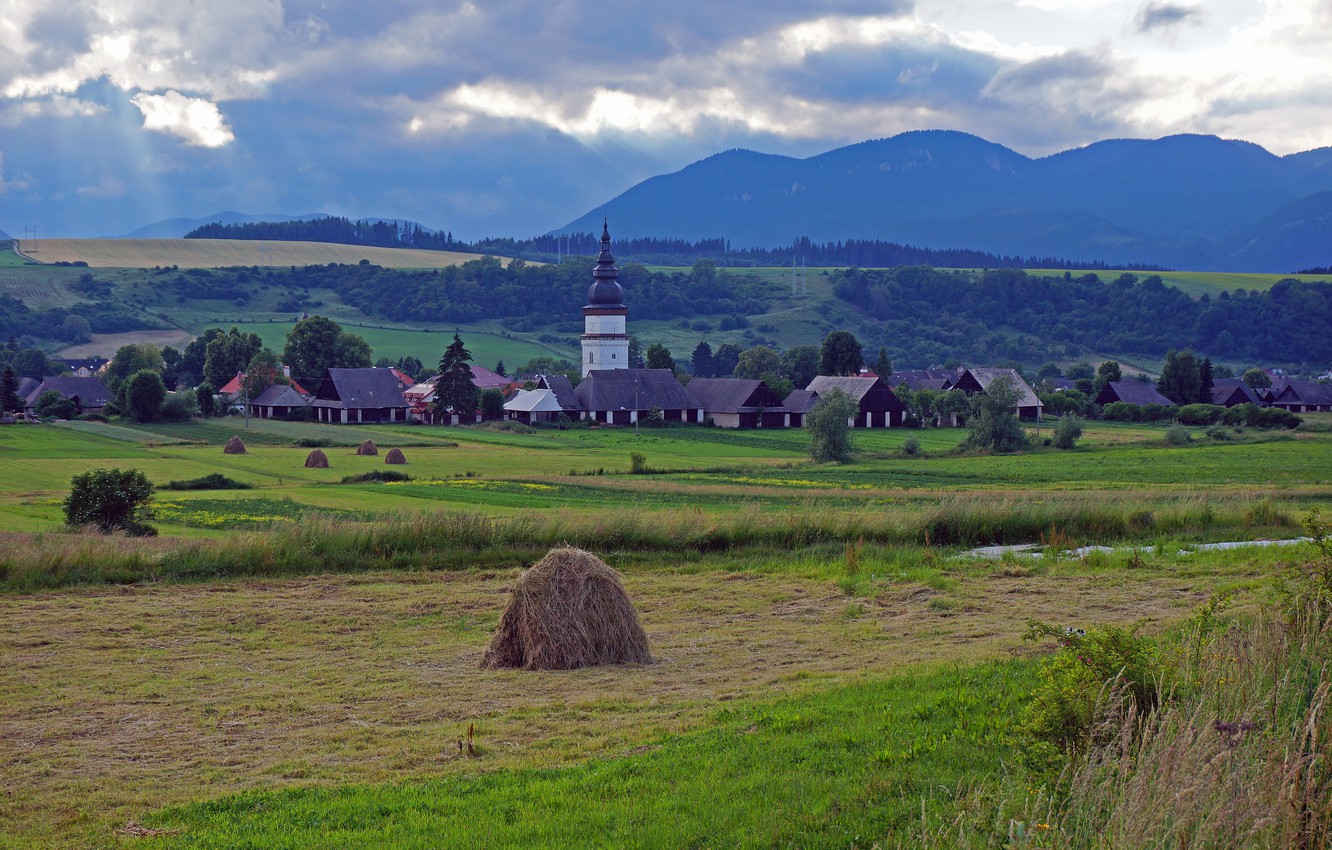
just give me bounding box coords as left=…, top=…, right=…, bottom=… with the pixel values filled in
left=634, top=377, right=640, bottom=436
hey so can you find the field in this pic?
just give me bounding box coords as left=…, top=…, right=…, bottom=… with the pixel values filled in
left=13, top=239, right=507, bottom=270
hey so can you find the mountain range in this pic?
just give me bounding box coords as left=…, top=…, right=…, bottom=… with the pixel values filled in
left=560, top=131, right=1332, bottom=272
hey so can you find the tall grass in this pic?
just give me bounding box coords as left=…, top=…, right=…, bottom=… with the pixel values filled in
left=0, top=492, right=1301, bottom=591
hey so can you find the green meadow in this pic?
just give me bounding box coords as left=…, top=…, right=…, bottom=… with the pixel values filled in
left=2, top=414, right=1330, bottom=848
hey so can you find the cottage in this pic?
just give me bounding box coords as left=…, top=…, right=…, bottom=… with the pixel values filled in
left=1094, top=381, right=1177, bottom=408
left=309, top=368, right=412, bottom=424
left=954, top=368, right=1044, bottom=420
left=23, top=376, right=113, bottom=415
left=248, top=383, right=311, bottom=419
left=54, top=357, right=108, bottom=378
left=686, top=378, right=798, bottom=428
left=1209, top=379, right=1264, bottom=408
left=575, top=368, right=703, bottom=425
left=503, top=388, right=567, bottom=424
left=804, top=375, right=906, bottom=427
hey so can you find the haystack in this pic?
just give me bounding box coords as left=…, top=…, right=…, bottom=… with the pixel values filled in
left=356, top=439, right=378, bottom=456
left=384, top=447, right=407, bottom=465
left=223, top=436, right=247, bottom=455
left=304, top=448, right=330, bottom=468
left=481, top=547, right=652, bottom=670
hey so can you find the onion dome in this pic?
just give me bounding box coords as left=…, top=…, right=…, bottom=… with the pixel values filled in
left=586, top=219, right=625, bottom=307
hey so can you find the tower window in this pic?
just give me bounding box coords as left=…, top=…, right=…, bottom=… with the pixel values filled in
left=589, top=352, right=594, bottom=363
left=611, top=353, right=616, bottom=360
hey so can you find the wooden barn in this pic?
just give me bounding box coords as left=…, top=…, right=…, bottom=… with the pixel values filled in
left=804, top=375, right=906, bottom=428
left=686, top=378, right=798, bottom=428
left=574, top=368, right=703, bottom=425
left=309, top=368, right=412, bottom=424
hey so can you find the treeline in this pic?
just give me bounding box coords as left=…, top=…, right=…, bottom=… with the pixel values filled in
left=185, top=218, right=1163, bottom=271
left=0, top=292, right=159, bottom=344
left=186, top=217, right=462, bottom=251
left=831, top=267, right=1332, bottom=367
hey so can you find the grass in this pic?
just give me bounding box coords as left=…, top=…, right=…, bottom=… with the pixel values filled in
left=0, top=547, right=1281, bottom=849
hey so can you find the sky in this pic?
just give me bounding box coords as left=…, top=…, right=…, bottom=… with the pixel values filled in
left=2, top=0, right=1330, bottom=240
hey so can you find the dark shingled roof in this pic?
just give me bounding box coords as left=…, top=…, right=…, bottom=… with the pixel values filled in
left=574, top=369, right=700, bottom=412
left=685, top=378, right=788, bottom=413
left=1273, top=380, right=1332, bottom=407
left=1095, top=381, right=1176, bottom=407
left=1210, top=378, right=1262, bottom=407
left=536, top=374, right=581, bottom=411
left=805, top=375, right=907, bottom=412
left=783, top=389, right=819, bottom=413
left=954, top=368, right=1042, bottom=410
left=310, top=368, right=412, bottom=410
left=23, top=376, right=113, bottom=408
left=888, top=369, right=956, bottom=391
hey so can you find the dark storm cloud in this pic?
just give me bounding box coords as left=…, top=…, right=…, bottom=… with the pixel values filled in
left=1134, top=2, right=1202, bottom=33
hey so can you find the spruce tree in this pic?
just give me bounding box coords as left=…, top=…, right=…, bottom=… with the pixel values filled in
left=433, top=334, right=477, bottom=419
left=0, top=365, right=20, bottom=412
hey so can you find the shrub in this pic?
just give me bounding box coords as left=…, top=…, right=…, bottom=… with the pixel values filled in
left=34, top=390, right=77, bottom=420
left=340, top=470, right=412, bottom=484
left=901, top=436, right=921, bottom=456
left=1164, top=425, right=1192, bottom=446
left=63, top=467, right=157, bottom=536
left=629, top=451, right=648, bottom=474
left=807, top=387, right=858, bottom=463
left=158, top=391, right=198, bottom=422
left=964, top=375, right=1029, bottom=453
left=1176, top=403, right=1224, bottom=426
left=293, top=438, right=334, bottom=448
left=1204, top=425, right=1232, bottom=441
left=1052, top=415, right=1085, bottom=449
left=163, top=473, right=253, bottom=491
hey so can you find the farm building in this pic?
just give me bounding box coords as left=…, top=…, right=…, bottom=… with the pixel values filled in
left=503, top=388, right=567, bottom=424
left=887, top=369, right=956, bottom=392
left=1268, top=380, right=1332, bottom=413
left=1209, top=379, right=1264, bottom=408
left=309, top=368, right=413, bottom=424
left=22, top=376, right=113, bottom=414
left=804, top=375, right=906, bottom=427
left=575, top=368, right=703, bottom=425
left=1095, top=381, right=1176, bottom=408
left=248, top=383, right=311, bottom=419
left=686, top=378, right=799, bottom=428
left=954, top=368, right=1043, bottom=421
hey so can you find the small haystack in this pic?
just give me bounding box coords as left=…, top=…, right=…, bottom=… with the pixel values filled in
left=356, top=439, right=378, bottom=456
left=384, top=447, right=407, bottom=465
left=481, top=547, right=652, bottom=670
left=223, top=436, right=247, bottom=455
left=304, top=448, right=330, bottom=468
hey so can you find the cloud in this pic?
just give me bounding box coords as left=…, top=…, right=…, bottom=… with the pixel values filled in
left=1134, top=2, right=1202, bottom=33
left=0, top=152, right=36, bottom=195
left=131, top=91, right=235, bottom=147
left=75, top=174, right=127, bottom=198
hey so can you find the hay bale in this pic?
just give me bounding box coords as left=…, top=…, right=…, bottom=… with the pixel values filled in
left=222, top=436, right=247, bottom=455
left=356, top=439, right=378, bottom=456
left=384, top=447, right=407, bottom=465
left=304, top=448, right=329, bottom=468
left=481, top=547, right=652, bottom=670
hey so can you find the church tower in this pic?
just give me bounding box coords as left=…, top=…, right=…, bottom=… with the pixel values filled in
left=581, top=221, right=630, bottom=377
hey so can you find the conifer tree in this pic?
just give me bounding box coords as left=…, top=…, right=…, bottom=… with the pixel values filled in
left=433, top=334, right=477, bottom=419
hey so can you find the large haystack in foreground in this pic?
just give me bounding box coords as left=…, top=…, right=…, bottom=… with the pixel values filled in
left=385, top=447, right=407, bottom=464
left=356, top=439, right=378, bottom=456
left=304, top=448, right=329, bottom=468
left=223, top=436, right=246, bottom=454
left=481, top=547, right=652, bottom=670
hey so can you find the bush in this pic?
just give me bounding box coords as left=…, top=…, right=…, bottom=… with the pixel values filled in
left=1203, top=425, right=1232, bottom=441
left=1217, top=403, right=1301, bottom=430
left=34, top=390, right=77, bottom=420
left=1052, top=415, right=1085, bottom=449
left=163, top=473, right=253, bottom=491
left=1176, top=403, right=1224, bottom=426
left=901, top=436, right=921, bottom=456
left=629, top=451, right=648, bottom=474
left=340, top=470, right=412, bottom=484
left=807, top=387, right=858, bottom=463
left=293, top=438, right=334, bottom=448
left=63, top=467, right=156, bottom=536
left=125, top=369, right=166, bottom=422
left=158, top=391, right=198, bottom=422
left=1020, top=621, right=1160, bottom=752
left=1164, top=424, right=1192, bottom=446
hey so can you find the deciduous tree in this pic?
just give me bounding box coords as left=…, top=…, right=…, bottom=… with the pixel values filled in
left=63, top=467, right=156, bottom=536
left=807, top=387, right=858, bottom=463
left=964, top=375, right=1029, bottom=453
left=819, top=331, right=863, bottom=376
left=645, top=343, right=675, bottom=373
left=125, top=369, right=167, bottom=422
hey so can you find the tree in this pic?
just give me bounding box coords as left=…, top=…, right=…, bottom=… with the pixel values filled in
left=125, top=369, right=167, bottom=422
left=819, top=330, right=863, bottom=376
left=1066, top=362, right=1095, bottom=381
left=628, top=335, right=643, bottom=368
left=434, top=334, right=477, bottom=418
left=645, top=343, right=675, bottom=373
left=11, top=348, right=51, bottom=378
left=34, top=389, right=77, bottom=419
left=283, top=316, right=371, bottom=387
left=781, top=345, right=820, bottom=389
left=242, top=349, right=284, bottom=401
left=203, top=327, right=263, bottom=390
left=1094, top=360, right=1122, bottom=393
left=479, top=387, right=505, bottom=420
left=63, top=467, right=156, bottom=536
left=0, top=366, right=20, bottom=413
left=691, top=341, right=715, bottom=378
left=397, top=355, right=424, bottom=377
left=964, top=375, right=1029, bottom=453
left=1199, top=357, right=1214, bottom=405
left=873, top=347, right=892, bottom=378
left=1158, top=348, right=1202, bottom=405
left=1036, top=363, right=1063, bottom=382
left=713, top=343, right=742, bottom=377
left=1243, top=368, right=1272, bottom=389
left=493, top=360, right=507, bottom=377
left=179, top=328, right=226, bottom=386
left=195, top=381, right=216, bottom=417
left=1052, top=415, right=1085, bottom=450
left=106, top=344, right=164, bottom=408
left=61, top=315, right=91, bottom=344
left=735, top=345, right=781, bottom=381
left=807, top=387, right=858, bottom=463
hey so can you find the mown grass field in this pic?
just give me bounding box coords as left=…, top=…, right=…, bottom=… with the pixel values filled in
left=2, top=415, right=1330, bottom=847
left=14, top=239, right=507, bottom=270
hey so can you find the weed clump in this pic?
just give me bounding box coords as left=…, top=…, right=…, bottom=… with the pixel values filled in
left=481, top=547, right=652, bottom=671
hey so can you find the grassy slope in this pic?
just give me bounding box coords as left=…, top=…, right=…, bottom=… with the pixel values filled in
left=13, top=238, right=505, bottom=270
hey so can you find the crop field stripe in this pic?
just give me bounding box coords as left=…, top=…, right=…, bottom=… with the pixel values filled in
left=18, top=238, right=515, bottom=270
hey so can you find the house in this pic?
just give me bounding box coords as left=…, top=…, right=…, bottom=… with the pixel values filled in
left=503, top=388, right=567, bottom=424
left=1268, top=380, right=1332, bottom=413
left=22, top=376, right=113, bottom=415
left=685, top=378, right=799, bottom=428
left=248, top=383, right=311, bottom=419
left=54, top=357, right=108, bottom=377
left=1209, top=379, right=1264, bottom=408
left=574, top=368, right=703, bottom=425
left=954, top=368, right=1044, bottom=420
left=309, top=368, right=413, bottom=424
left=1095, top=381, right=1176, bottom=408
left=804, top=375, right=906, bottom=427
left=469, top=364, right=514, bottom=390
left=218, top=369, right=308, bottom=410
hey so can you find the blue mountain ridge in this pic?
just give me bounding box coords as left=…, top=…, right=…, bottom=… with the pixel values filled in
left=559, top=130, right=1332, bottom=272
